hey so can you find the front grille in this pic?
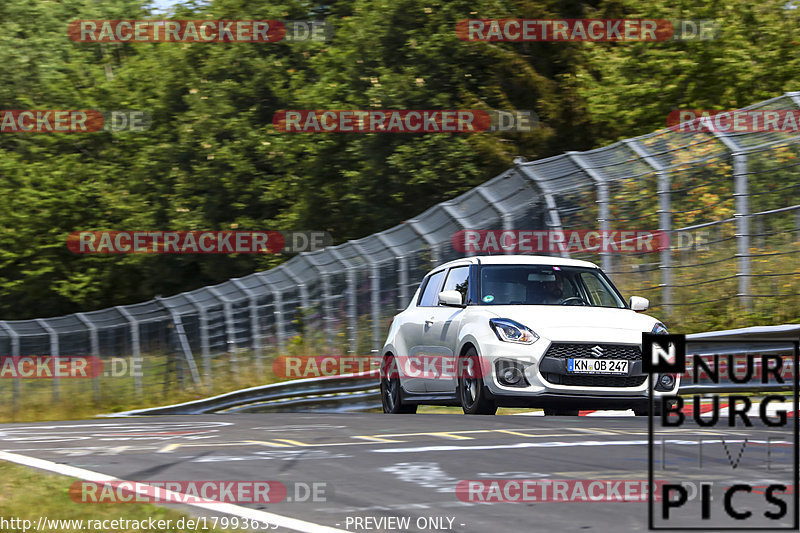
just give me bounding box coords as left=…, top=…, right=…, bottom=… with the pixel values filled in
left=545, top=343, right=642, bottom=361
left=542, top=373, right=647, bottom=388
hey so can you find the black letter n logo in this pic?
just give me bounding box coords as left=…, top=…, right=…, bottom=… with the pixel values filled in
left=642, top=333, right=686, bottom=373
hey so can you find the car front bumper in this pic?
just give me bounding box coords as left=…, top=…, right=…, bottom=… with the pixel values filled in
left=476, top=337, right=679, bottom=407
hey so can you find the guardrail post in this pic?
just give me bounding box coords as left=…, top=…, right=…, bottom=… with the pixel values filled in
left=733, top=152, right=751, bottom=312
left=36, top=319, right=60, bottom=401
left=115, top=307, right=142, bottom=395
left=76, top=313, right=101, bottom=401
left=0, top=321, right=21, bottom=408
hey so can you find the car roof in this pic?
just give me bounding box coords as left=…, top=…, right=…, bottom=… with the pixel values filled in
left=435, top=255, right=599, bottom=270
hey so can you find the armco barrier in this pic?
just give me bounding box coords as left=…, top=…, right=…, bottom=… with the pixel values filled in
left=104, top=325, right=798, bottom=415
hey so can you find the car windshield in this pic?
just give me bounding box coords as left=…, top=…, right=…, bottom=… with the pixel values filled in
left=478, top=265, right=626, bottom=308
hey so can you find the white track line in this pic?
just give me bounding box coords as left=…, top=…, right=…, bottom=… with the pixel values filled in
left=0, top=451, right=347, bottom=533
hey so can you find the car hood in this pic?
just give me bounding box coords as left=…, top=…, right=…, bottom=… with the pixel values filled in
left=483, top=305, right=659, bottom=344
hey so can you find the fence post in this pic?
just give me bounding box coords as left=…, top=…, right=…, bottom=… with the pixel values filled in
left=0, top=321, right=21, bottom=408
left=273, top=290, right=286, bottom=354
left=352, top=243, right=382, bottom=354
left=515, top=165, right=570, bottom=259
left=622, top=139, right=672, bottom=315
left=35, top=319, right=60, bottom=401
left=76, top=313, right=101, bottom=401
left=207, top=288, right=238, bottom=377
left=328, top=248, right=358, bottom=354
left=408, top=220, right=442, bottom=266
left=115, top=307, right=142, bottom=395
left=183, top=293, right=212, bottom=391
left=156, top=298, right=201, bottom=387
left=230, top=279, right=264, bottom=374
left=321, top=275, right=335, bottom=351
left=398, top=256, right=409, bottom=309
left=568, top=153, right=610, bottom=273
left=709, top=132, right=750, bottom=312
left=282, top=267, right=310, bottom=349
left=733, top=152, right=751, bottom=311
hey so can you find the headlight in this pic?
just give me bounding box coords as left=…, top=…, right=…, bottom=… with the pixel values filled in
left=489, top=318, right=539, bottom=344
left=652, top=322, right=669, bottom=335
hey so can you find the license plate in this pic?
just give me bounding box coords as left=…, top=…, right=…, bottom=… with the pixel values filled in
left=567, top=358, right=629, bottom=375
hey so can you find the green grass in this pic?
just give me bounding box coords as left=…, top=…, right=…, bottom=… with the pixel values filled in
left=0, top=352, right=286, bottom=423
left=0, top=462, right=237, bottom=533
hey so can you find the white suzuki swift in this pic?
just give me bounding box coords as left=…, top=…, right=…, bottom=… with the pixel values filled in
left=380, top=255, right=677, bottom=415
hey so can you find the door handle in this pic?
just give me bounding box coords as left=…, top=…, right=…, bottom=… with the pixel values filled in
left=425, top=319, right=434, bottom=326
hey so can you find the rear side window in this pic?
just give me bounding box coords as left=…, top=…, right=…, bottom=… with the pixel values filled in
left=418, top=270, right=446, bottom=307
left=441, top=266, right=470, bottom=304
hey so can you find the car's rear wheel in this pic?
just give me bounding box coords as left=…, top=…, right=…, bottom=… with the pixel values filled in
left=543, top=408, right=579, bottom=416
left=381, top=355, right=417, bottom=414
left=458, top=347, right=497, bottom=415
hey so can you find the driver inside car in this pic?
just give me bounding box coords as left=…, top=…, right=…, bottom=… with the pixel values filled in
left=541, top=273, right=565, bottom=304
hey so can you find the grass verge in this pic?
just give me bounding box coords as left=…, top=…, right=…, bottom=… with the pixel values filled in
left=0, top=461, right=237, bottom=532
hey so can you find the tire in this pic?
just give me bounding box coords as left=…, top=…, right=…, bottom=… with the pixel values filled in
left=458, top=347, right=497, bottom=415
left=380, top=355, right=417, bottom=414
left=543, top=408, right=579, bottom=416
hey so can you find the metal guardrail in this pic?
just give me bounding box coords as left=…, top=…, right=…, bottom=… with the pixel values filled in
left=104, top=325, right=799, bottom=416
left=105, top=370, right=381, bottom=416
left=681, top=325, right=799, bottom=395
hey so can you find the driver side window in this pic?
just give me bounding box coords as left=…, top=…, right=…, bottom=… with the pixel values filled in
left=418, top=270, right=446, bottom=307
left=441, top=266, right=470, bottom=304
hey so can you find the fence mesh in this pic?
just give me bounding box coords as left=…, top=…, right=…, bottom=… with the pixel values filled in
left=2, top=92, right=799, bottom=404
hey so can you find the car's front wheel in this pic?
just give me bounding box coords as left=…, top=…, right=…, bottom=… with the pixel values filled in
left=458, top=347, right=497, bottom=415
left=381, top=355, right=417, bottom=414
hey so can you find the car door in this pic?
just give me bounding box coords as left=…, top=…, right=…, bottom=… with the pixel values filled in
left=401, top=268, right=447, bottom=392
left=422, top=264, right=470, bottom=393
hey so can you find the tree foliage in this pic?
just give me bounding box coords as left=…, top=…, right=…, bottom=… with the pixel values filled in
left=0, top=0, right=797, bottom=318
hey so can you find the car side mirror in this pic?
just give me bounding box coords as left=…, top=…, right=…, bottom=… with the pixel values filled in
left=438, top=290, right=466, bottom=308
left=629, top=296, right=649, bottom=312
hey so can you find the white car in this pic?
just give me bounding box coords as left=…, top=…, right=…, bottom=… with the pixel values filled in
left=380, top=255, right=677, bottom=415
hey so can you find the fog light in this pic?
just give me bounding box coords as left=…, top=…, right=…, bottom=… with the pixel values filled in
left=502, top=367, right=522, bottom=385
left=658, top=373, right=675, bottom=389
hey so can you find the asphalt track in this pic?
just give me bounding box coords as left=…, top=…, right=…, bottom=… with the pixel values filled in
left=0, top=413, right=796, bottom=533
